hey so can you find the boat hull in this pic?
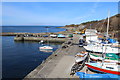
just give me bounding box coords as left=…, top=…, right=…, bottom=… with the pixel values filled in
left=89, top=54, right=120, bottom=64
left=86, top=63, right=120, bottom=75
left=39, top=48, right=53, bottom=50
left=84, top=46, right=119, bottom=54
left=39, top=46, right=53, bottom=50
left=76, top=72, right=119, bottom=79
left=75, top=52, right=88, bottom=63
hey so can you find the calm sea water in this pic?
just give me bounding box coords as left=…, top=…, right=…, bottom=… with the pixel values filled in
left=2, top=26, right=64, bottom=79
left=2, top=26, right=65, bottom=33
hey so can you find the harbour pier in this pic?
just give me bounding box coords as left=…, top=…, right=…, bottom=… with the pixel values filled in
left=10, top=32, right=73, bottom=43
left=24, top=34, right=93, bottom=79
left=14, top=37, right=67, bottom=43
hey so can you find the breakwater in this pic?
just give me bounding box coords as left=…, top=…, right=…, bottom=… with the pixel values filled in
left=14, top=37, right=67, bottom=43
left=0, top=32, right=51, bottom=36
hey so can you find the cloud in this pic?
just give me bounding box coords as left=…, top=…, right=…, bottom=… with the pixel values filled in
left=91, top=0, right=100, bottom=14
left=71, top=1, right=100, bottom=24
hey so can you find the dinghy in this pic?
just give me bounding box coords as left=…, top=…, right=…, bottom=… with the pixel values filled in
left=75, top=51, right=88, bottom=63
left=57, top=34, right=65, bottom=38
left=39, top=46, right=53, bottom=50
left=39, top=48, right=53, bottom=52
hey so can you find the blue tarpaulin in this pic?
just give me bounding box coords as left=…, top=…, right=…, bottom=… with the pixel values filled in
left=107, top=38, right=117, bottom=43
left=76, top=72, right=119, bottom=79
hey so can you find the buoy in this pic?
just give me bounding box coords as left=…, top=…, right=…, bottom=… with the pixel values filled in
left=39, top=40, right=44, bottom=44
left=41, top=40, right=44, bottom=43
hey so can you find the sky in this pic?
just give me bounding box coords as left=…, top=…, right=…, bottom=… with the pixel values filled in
left=2, top=2, right=118, bottom=26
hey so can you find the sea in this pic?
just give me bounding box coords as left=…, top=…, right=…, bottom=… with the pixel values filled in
left=2, top=26, right=65, bottom=79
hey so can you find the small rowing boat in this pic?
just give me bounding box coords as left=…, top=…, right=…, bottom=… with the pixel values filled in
left=75, top=51, right=88, bottom=63
left=39, top=46, right=53, bottom=50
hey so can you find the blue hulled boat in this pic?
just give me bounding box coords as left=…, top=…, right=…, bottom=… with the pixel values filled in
left=76, top=72, right=119, bottom=80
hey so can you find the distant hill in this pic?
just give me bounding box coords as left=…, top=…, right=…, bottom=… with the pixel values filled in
left=84, top=14, right=120, bottom=32
left=64, top=14, right=120, bottom=41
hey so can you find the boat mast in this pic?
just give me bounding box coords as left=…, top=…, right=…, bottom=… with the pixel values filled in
left=90, top=24, right=92, bottom=41
left=102, top=11, right=110, bottom=66
left=106, top=10, right=110, bottom=39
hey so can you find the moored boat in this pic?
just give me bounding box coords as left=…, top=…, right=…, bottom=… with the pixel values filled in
left=83, top=44, right=120, bottom=54
left=39, top=46, right=53, bottom=50
left=90, top=53, right=120, bottom=64
left=39, top=48, right=53, bottom=52
left=75, top=51, right=88, bottom=63
left=39, top=26, right=53, bottom=51
left=57, top=34, right=65, bottom=38
left=76, top=72, right=119, bottom=79
left=85, top=63, right=120, bottom=75
left=50, top=34, right=57, bottom=38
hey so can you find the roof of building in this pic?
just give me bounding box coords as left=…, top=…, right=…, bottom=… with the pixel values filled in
left=85, top=29, right=97, bottom=33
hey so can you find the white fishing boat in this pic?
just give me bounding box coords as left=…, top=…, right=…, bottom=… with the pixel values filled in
left=89, top=53, right=120, bottom=64
left=75, top=51, right=88, bottom=63
left=84, top=44, right=120, bottom=54
left=50, top=34, right=57, bottom=38
left=39, top=47, right=53, bottom=52
left=39, top=46, right=53, bottom=50
left=86, top=63, right=120, bottom=75
left=39, top=27, right=53, bottom=51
